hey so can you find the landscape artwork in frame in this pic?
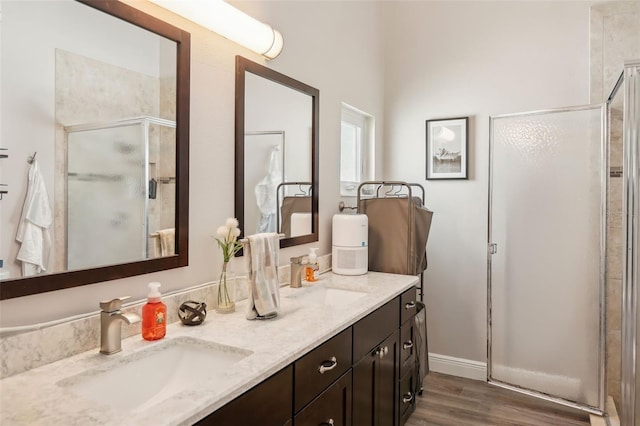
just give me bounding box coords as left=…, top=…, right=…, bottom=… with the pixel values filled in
left=426, top=117, right=469, bottom=180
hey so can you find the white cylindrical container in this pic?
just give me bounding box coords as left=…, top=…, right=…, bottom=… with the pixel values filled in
left=332, top=214, right=368, bottom=275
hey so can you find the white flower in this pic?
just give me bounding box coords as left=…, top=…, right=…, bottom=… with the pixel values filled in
left=225, top=218, right=239, bottom=229
left=232, top=227, right=241, bottom=238
left=217, top=226, right=229, bottom=239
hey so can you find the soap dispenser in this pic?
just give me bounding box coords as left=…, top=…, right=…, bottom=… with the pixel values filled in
left=305, top=248, right=319, bottom=282
left=142, top=282, right=166, bottom=341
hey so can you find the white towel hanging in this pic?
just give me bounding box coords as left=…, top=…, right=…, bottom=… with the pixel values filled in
left=16, top=159, right=52, bottom=276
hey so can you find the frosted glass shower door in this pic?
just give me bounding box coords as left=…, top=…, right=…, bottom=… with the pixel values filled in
left=67, top=123, right=147, bottom=270
left=488, top=105, right=605, bottom=413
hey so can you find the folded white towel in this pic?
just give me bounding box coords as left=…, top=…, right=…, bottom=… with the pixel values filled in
left=244, top=233, right=280, bottom=320
left=16, top=159, right=52, bottom=276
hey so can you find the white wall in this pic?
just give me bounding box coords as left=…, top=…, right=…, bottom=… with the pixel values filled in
left=0, top=0, right=384, bottom=326
left=382, top=1, right=594, bottom=363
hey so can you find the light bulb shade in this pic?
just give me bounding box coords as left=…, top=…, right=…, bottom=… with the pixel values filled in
left=149, top=0, right=283, bottom=59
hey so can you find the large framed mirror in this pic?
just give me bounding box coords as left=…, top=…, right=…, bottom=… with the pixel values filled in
left=0, top=0, right=190, bottom=300
left=235, top=56, right=319, bottom=249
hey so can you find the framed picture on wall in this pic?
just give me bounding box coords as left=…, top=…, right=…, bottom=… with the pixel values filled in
left=425, top=116, right=469, bottom=180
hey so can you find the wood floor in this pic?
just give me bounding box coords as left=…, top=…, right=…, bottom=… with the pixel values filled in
left=405, top=372, right=592, bottom=426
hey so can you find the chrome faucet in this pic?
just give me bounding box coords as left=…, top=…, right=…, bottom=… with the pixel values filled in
left=99, top=297, right=141, bottom=355
left=290, top=255, right=319, bottom=288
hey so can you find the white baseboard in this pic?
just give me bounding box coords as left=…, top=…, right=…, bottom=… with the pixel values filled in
left=428, top=353, right=487, bottom=381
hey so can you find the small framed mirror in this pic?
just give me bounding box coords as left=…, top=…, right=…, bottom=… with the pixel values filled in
left=235, top=56, right=319, bottom=248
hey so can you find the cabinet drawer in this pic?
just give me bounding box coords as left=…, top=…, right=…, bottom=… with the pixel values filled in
left=198, top=365, right=292, bottom=426
left=399, top=368, right=417, bottom=426
left=400, top=318, right=415, bottom=377
left=400, top=287, right=418, bottom=325
left=353, top=297, right=399, bottom=361
left=294, top=370, right=352, bottom=426
left=294, top=327, right=352, bottom=412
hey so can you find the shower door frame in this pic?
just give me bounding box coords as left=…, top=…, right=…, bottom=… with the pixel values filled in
left=487, top=104, right=608, bottom=416
left=620, top=59, right=640, bottom=426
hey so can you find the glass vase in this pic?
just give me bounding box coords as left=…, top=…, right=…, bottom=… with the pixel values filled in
left=216, top=262, right=236, bottom=313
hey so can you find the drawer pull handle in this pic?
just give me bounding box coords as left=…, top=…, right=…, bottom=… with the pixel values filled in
left=318, top=356, right=337, bottom=374
left=402, top=392, right=413, bottom=404
left=403, top=340, right=414, bottom=350
left=320, top=420, right=335, bottom=426
left=405, top=301, right=416, bottom=310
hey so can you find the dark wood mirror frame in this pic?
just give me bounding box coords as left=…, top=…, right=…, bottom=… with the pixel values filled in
left=0, top=0, right=190, bottom=300
left=235, top=56, right=319, bottom=251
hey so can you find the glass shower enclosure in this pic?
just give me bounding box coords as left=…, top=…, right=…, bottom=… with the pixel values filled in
left=65, top=117, right=175, bottom=270
left=488, top=59, right=640, bottom=424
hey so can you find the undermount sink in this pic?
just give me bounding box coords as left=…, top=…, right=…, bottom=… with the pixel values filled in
left=286, top=286, right=368, bottom=308
left=58, top=337, right=252, bottom=412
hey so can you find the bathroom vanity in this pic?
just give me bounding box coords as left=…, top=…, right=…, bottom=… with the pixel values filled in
left=0, top=272, right=420, bottom=425
left=201, top=287, right=420, bottom=426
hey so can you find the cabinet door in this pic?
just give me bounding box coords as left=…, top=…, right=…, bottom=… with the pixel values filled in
left=197, top=365, right=293, bottom=426
left=294, top=370, right=352, bottom=426
left=353, top=331, right=399, bottom=426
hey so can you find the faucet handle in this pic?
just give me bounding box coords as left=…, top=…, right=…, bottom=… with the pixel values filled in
left=100, top=296, right=130, bottom=312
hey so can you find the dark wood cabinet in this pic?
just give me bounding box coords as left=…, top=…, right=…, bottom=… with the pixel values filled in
left=353, top=331, right=399, bottom=426
left=398, top=287, right=419, bottom=426
left=353, top=296, right=402, bottom=426
left=294, top=370, right=353, bottom=426
left=195, top=286, right=422, bottom=426
left=197, top=365, right=293, bottom=426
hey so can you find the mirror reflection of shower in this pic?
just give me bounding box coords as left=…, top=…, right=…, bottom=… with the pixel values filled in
left=65, top=117, right=176, bottom=270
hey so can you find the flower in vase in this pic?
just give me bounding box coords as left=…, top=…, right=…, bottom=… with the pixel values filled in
left=213, top=218, right=242, bottom=313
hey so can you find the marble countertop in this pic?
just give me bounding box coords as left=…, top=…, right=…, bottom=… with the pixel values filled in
left=0, top=271, right=418, bottom=425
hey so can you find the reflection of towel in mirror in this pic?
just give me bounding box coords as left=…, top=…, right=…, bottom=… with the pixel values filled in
left=16, top=160, right=52, bottom=276
left=244, top=233, right=280, bottom=320
left=255, top=146, right=282, bottom=233
left=157, top=228, right=175, bottom=256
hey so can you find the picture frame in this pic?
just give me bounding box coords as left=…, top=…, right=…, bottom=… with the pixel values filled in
left=425, top=116, right=469, bottom=180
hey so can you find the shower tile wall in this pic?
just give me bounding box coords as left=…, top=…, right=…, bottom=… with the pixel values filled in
left=590, top=0, right=640, bottom=409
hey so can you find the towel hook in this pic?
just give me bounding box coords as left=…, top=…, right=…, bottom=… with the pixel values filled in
left=27, top=152, right=37, bottom=164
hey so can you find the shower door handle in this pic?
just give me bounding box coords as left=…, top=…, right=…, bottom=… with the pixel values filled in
left=489, top=243, right=497, bottom=255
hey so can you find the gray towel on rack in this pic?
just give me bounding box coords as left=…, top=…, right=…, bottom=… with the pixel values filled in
left=244, top=233, right=281, bottom=320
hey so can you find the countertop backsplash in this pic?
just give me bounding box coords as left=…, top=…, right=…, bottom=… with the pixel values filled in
left=0, top=254, right=332, bottom=379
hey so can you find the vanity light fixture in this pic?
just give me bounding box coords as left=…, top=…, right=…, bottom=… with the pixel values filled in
left=149, top=0, right=283, bottom=59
